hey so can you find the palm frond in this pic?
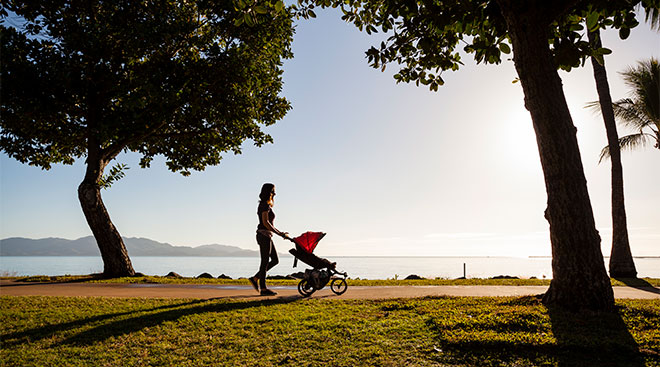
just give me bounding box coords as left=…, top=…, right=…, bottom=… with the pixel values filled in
left=598, top=145, right=611, bottom=163
left=619, top=133, right=649, bottom=152
left=644, top=6, right=660, bottom=31
left=620, top=58, right=660, bottom=123
left=600, top=133, right=650, bottom=163
left=611, top=99, right=652, bottom=130
left=585, top=100, right=602, bottom=114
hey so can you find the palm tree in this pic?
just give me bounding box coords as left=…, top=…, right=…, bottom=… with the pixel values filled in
left=599, top=58, right=660, bottom=160
left=586, top=28, right=637, bottom=278
left=585, top=4, right=659, bottom=278
left=588, top=57, right=659, bottom=278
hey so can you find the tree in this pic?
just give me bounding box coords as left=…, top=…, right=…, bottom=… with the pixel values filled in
left=585, top=23, right=636, bottom=278
left=297, top=0, right=658, bottom=309
left=1, top=1, right=294, bottom=277
left=597, top=58, right=660, bottom=156
left=584, top=6, right=659, bottom=279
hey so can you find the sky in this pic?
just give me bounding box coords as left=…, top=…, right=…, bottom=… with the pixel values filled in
left=1, top=9, right=659, bottom=258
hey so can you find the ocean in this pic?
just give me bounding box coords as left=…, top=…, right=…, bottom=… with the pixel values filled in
left=1, top=256, right=659, bottom=279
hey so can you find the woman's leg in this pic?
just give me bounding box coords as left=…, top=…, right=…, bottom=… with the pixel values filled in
left=256, top=233, right=272, bottom=289
left=266, top=243, right=279, bottom=271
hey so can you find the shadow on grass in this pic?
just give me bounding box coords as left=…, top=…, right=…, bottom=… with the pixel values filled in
left=546, top=305, right=645, bottom=367
left=6, top=273, right=164, bottom=285
left=614, top=278, right=660, bottom=295
left=426, top=296, right=647, bottom=367
left=57, top=296, right=302, bottom=346
left=2, top=274, right=106, bottom=286
left=2, top=299, right=208, bottom=347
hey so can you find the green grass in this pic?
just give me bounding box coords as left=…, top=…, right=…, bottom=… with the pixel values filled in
left=1, top=295, right=659, bottom=366
left=6, top=275, right=660, bottom=287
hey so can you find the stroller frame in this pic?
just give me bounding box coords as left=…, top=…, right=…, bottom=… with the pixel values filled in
left=289, top=244, right=348, bottom=297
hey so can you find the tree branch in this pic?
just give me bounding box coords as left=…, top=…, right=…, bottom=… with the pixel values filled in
left=100, top=121, right=169, bottom=161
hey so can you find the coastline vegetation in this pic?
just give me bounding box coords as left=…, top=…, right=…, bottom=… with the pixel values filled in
left=3, top=275, right=660, bottom=287
left=2, top=295, right=659, bottom=366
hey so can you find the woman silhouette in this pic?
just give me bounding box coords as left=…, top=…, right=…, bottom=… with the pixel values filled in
left=250, top=183, right=288, bottom=295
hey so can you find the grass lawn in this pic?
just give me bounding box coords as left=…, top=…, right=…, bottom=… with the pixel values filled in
left=1, top=295, right=659, bottom=367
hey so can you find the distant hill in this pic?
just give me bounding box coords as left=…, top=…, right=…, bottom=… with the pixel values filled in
left=0, top=236, right=263, bottom=257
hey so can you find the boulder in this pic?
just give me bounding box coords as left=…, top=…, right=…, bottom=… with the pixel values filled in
left=404, top=274, right=424, bottom=280
left=166, top=271, right=183, bottom=278
left=217, top=274, right=232, bottom=279
left=491, top=275, right=519, bottom=279
left=288, top=272, right=305, bottom=279
left=267, top=274, right=296, bottom=280
left=196, top=272, right=214, bottom=279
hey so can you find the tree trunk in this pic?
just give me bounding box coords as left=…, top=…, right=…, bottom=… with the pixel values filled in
left=588, top=30, right=637, bottom=279
left=78, top=144, right=135, bottom=278
left=497, top=0, right=614, bottom=310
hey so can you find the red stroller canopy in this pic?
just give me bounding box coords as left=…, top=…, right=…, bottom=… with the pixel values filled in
left=292, top=232, right=326, bottom=253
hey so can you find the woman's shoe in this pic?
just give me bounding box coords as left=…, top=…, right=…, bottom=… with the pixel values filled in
left=249, top=276, right=259, bottom=292
left=260, top=288, right=277, bottom=296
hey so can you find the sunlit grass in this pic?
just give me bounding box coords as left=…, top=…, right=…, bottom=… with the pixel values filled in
left=1, top=296, right=659, bottom=366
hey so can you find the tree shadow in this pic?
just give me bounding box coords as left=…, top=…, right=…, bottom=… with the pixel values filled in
left=424, top=296, right=651, bottom=367
left=58, top=296, right=302, bottom=346
left=7, top=273, right=139, bottom=285
left=3, top=274, right=105, bottom=286
left=2, top=299, right=207, bottom=347
left=614, top=278, right=660, bottom=295
left=546, top=304, right=646, bottom=367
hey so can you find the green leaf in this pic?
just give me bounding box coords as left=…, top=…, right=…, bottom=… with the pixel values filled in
left=245, top=13, right=255, bottom=26
left=619, top=27, right=630, bottom=40
left=98, top=163, right=129, bottom=190
left=595, top=47, right=612, bottom=55
left=586, top=12, right=599, bottom=32
left=569, top=23, right=584, bottom=32
left=308, top=9, right=317, bottom=18
left=593, top=53, right=605, bottom=66
left=499, top=43, right=511, bottom=54
left=254, top=6, right=267, bottom=14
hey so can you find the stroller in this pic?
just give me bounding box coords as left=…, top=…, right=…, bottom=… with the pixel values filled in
left=288, top=232, right=348, bottom=297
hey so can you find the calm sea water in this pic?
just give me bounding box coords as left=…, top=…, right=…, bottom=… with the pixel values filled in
left=1, top=256, right=659, bottom=279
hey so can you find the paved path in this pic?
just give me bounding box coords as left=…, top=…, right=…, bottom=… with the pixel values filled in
left=2, top=280, right=659, bottom=300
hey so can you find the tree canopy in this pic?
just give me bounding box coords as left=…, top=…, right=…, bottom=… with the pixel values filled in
left=296, top=0, right=656, bottom=89
left=1, top=0, right=294, bottom=176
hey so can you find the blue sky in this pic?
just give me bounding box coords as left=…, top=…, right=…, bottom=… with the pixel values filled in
left=1, top=9, right=659, bottom=257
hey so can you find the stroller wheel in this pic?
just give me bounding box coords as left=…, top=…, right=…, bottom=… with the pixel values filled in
left=330, top=278, right=348, bottom=295
left=297, top=279, right=315, bottom=297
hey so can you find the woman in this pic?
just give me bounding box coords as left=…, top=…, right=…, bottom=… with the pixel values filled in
left=250, top=183, right=289, bottom=296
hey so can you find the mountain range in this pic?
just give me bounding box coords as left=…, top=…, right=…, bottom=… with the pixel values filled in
left=0, top=236, right=264, bottom=257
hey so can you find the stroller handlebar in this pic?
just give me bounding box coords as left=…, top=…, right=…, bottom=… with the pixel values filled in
left=332, top=270, right=348, bottom=278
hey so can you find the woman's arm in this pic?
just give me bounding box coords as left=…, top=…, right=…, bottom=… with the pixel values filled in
left=261, top=211, right=289, bottom=238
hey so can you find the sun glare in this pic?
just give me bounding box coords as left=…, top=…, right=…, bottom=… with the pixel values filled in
left=500, top=108, right=542, bottom=173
